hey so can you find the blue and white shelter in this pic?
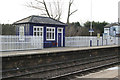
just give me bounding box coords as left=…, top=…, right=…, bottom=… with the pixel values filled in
left=13, top=15, right=67, bottom=48
left=104, top=23, right=120, bottom=37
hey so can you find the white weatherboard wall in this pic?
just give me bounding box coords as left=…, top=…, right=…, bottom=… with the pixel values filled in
left=0, top=35, right=43, bottom=51
left=65, top=36, right=119, bottom=47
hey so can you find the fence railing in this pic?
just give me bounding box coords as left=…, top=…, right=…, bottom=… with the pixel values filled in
left=0, top=35, right=119, bottom=51
left=0, top=35, right=43, bottom=51
left=65, top=36, right=119, bottom=47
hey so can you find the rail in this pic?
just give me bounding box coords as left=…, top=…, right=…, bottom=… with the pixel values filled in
left=2, top=53, right=119, bottom=79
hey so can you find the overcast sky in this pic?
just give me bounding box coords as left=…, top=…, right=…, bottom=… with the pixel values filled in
left=0, top=0, right=120, bottom=24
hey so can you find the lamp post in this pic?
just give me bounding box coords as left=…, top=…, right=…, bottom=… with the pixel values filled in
left=118, top=1, right=120, bottom=25
left=90, top=0, right=93, bottom=36
left=89, top=0, right=94, bottom=47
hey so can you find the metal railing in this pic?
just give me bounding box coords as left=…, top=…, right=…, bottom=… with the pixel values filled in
left=65, top=36, right=119, bottom=47
left=0, top=35, right=119, bottom=51
left=0, top=35, right=43, bottom=51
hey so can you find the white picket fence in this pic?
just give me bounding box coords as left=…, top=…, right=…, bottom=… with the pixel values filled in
left=65, top=36, right=119, bottom=47
left=0, top=35, right=43, bottom=51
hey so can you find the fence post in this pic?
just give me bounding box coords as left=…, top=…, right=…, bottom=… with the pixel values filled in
left=90, top=40, right=92, bottom=47
left=97, top=40, right=99, bottom=46
left=102, top=35, right=103, bottom=46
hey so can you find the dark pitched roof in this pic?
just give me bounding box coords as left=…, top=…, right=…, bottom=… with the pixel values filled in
left=13, top=15, right=66, bottom=26
left=104, top=23, right=118, bottom=28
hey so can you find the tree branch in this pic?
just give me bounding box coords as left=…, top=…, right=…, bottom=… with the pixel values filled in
left=35, top=0, right=43, bottom=4
left=67, top=0, right=77, bottom=24
left=43, top=0, right=51, bottom=17
left=69, top=9, right=78, bottom=16
left=26, top=0, right=63, bottom=21
left=28, top=5, right=45, bottom=11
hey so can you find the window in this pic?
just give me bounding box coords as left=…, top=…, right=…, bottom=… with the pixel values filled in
left=19, top=26, right=25, bottom=40
left=19, top=26, right=24, bottom=36
left=46, top=27, right=55, bottom=40
left=33, top=26, right=43, bottom=37
left=58, top=28, right=62, bottom=33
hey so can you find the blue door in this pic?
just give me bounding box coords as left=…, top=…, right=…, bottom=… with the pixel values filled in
left=58, top=33, right=62, bottom=47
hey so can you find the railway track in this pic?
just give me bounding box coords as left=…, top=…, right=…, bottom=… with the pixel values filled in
left=2, top=53, right=119, bottom=79
left=51, top=59, right=119, bottom=80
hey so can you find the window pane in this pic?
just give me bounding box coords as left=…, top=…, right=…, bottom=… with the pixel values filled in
left=34, top=28, right=36, bottom=31
left=58, top=29, right=62, bottom=32
left=37, top=32, right=39, bottom=36
left=52, top=33, right=54, bottom=39
left=50, top=33, right=51, bottom=39
left=47, top=28, right=49, bottom=31
left=19, top=26, right=24, bottom=36
left=37, top=28, right=39, bottom=31
left=52, top=29, right=54, bottom=31
left=47, top=32, right=49, bottom=39
left=39, top=32, right=42, bottom=36
left=49, top=33, right=50, bottom=39
left=34, top=32, right=36, bottom=36
left=40, top=28, right=42, bottom=31
left=50, top=29, right=51, bottom=31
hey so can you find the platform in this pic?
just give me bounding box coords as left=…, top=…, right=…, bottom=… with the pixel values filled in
left=1, top=45, right=118, bottom=57
left=75, top=66, right=119, bottom=79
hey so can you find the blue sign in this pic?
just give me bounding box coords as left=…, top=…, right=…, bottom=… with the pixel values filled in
left=89, top=29, right=94, bottom=32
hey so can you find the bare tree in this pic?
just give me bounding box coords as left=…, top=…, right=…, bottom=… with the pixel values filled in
left=67, top=0, right=77, bottom=24
left=26, top=0, right=62, bottom=21
left=26, top=0, right=77, bottom=22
